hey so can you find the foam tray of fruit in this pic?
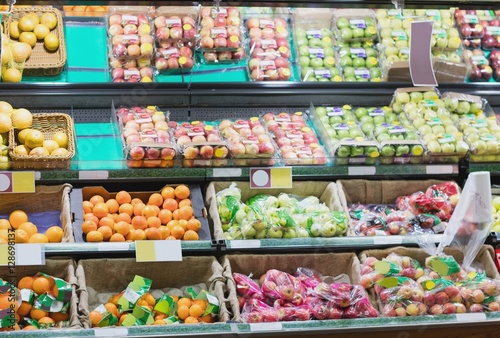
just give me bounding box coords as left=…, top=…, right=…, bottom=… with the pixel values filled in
left=153, top=6, right=198, bottom=44
left=73, top=184, right=211, bottom=242
left=332, top=9, right=378, bottom=44
left=172, top=121, right=230, bottom=167
left=262, top=111, right=329, bottom=166
left=154, top=43, right=194, bottom=74
left=443, top=91, right=500, bottom=161
left=107, top=9, right=155, bottom=60
left=311, top=105, right=379, bottom=165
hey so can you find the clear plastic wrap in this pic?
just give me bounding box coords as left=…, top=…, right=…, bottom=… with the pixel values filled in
left=154, top=42, right=194, bottom=74
left=333, top=9, right=378, bottom=43
left=153, top=6, right=198, bottom=44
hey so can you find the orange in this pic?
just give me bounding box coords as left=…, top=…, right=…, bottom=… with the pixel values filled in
left=200, top=314, right=214, bottom=323
left=189, top=303, right=203, bottom=317
left=158, top=226, right=170, bottom=239
left=9, top=210, right=28, bottom=229
left=116, top=212, right=132, bottom=224
left=109, top=233, right=125, bottom=242
left=98, top=216, right=114, bottom=228
left=22, top=325, right=38, bottom=330
left=178, top=199, right=192, bottom=208
left=98, top=225, right=113, bottom=241
left=142, top=293, right=156, bottom=307
left=93, top=202, right=109, bottom=219
left=177, top=305, right=190, bottom=320
left=118, top=203, right=134, bottom=216
left=193, top=299, right=208, bottom=310
left=136, top=299, right=148, bottom=307
left=30, top=308, right=48, bottom=320
left=18, top=276, right=34, bottom=290
left=119, top=313, right=131, bottom=326
left=183, top=230, right=199, bottom=241
left=131, top=216, right=147, bottom=230
left=148, top=193, right=163, bottom=207
left=0, top=229, right=8, bottom=241
left=0, top=294, right=15, bottom=310
left=114, top=221, right=130, bottom=237
left=142, top=205, right=158, bottom=219
left=162, top=198, right=178, bottom=212
left=184, top=316, right=199, bottom=324
left=187, top=218, right=201, bottom=232
left=45, top=226, right=64, bottom=243
left=178, top=206, right=194, bottom=221
left=158, top=209, right=172, bottom=224
left=29, top=233, right=49, bottom=243
left=0, top=238, right=6, bottom=244
left=172, top=209, right=180, bottom=221
left=177, top=297, right=192, bottom=308
left=133, top=203, right=146, bottom=217
left=38, top=316, right=55, bottom=326
left=32, top=276, right=52, bottom=295
left=166, top=220, right=178, bottom=230
left=105, top=199, right=120, bottom=214
left=109, top=213, right=119, bottom=223
left=104, top=302, right=118, bottom=317
left=15, top=229, right=29, bottom=243
left=131, top=198, right=143, bottom=206
left=116, top=191, right=132, bottom=205
left=89, top=195, right=105, bottom=206
left=51, top=283, right=59, bottom=298
left=178, top=219, right=188, bottom=231
left=108, top=292, right=123, bottom=305
left=130, top=229, right=146, bottom=241
left=174, top=185, right=190, bottom=200
left=144, top=227, right=161, bottom=240
left=155, top=313, right=167, bottom=321
left=170, top=225, right=185, bottom=240
left=146, top=216, right=161, bottom=228
left=89, top=310, right=102, bottom=326
left=50, top=311, right=69, bottom=322
left=0, top=219, right=11, bottom=230
left=82, top=220, right=98, bottom=234
left=84, top=213, right=99, bottom=225
left=82, top=201, right=94, bottom=214
left=19, top=222, right=38, bottom=237
left=161, top=186, right=175, bottom=200
left=86, top=230, right=104, bottom=242
left=165, top=235, right=177, bottom=240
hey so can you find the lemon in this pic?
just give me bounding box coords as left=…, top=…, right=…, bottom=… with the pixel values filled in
left=25, top=130, right=44, bottom=149
left=18, top=15, right=36, bottom=32
left=11, top=108, right=32, bottom=129
left=51, top=148, right=68, bottom=156
left=14, top=145, right=30, bottom=155
left=0, top=114, right=12, bottom=133
left=52, top=131, right=68, bottom=148
left=29, top=146, right=49, bottom=156
left=43, top=33, right=59, bottom=51
left=40, top=13, right=57, bottom=30
left=0, top=101, right=13, bottom=116
left=26, top=13, right=40, bottom=25
left=42, top=139, right=59, bottom=153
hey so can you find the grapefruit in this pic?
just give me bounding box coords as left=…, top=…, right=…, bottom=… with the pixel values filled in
left=0, top=114, right=12, bottom=133
left=52, top=131, right=68, bottom=148
left=11, top=108, right=33, bottom=129
left=2, top=68, right=22, bottom=83
left=0, top=101, right=13, bottom=115
left=25, top=130, right=44, bottom=148
left=44, top=33, right=59, bottom=51
left=40, top=13, right=57, bottom=30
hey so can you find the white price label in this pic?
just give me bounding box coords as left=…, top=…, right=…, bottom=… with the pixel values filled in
left=373, top=236, right=403, bottom=245
left=94, top=328, right=129, bottom=337
left=212, top=168, right=242, bottom=177
left=15, top=244, right=45, bottom=266
left=79, top=171, right=109, bottom=179
left=250, top=322, right=283, bottom=331
left=348, top=166, right=376, bottom=176
left=455, top=313, right=486, bottom=322
left=229, top=240, right=261, bottom=249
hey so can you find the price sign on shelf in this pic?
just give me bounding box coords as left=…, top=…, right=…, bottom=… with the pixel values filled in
left=0, top=172, right=35, bottom=193
left=409, top=21, right=438, bottom=86
left=0, top=244, right=45, bottom=266
left=250, top=168, right=292, bottom=189
left=135, top=240, right=182, bottom=262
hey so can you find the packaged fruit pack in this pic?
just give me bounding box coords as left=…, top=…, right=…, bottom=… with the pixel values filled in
left=0, top=257, right=79, bottom=331
left=443, top=92, right=500, bottom=162
left=455, top=10, right=485, bottom=41
left=312, top=105, right=379, bottom=165
left=153, top=6, right=198, bottom=45
left=172, top=121, right=229, bottom=167
left=464, top=49, right=494, bottom=82
left=78, top=256, right=230, bottom=328
left=336, top=43, right=382, bottom=82
left=76, top=184, right=210, bottom=242
left=199, top=6, right=246, bottom=64
left=107, top=8, right=155, bottom=60
left=115, top=105, right=177, bottom=168
left=212, top=181, right=347, bottom=240
left=490, top=50, right=500, bottom=81
left=154, top=42, right=194, bottom=74
left=333, top=9, right=378, bottom=43
left=245, top=15, right=293, bottom=81
left=218, top=118, right=277, bottom=166
left=109, top=57, right=155, bottom=82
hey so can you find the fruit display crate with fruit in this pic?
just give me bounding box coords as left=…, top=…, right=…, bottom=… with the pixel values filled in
left=77, top=256, right=229, bottom=329
left=72, top=184, right=210, bottom=243
left=0, top=184, right=73, bottom=244
left=0, top=257, right=80, bottom=332
left=4, top=7, right=66, bottom=79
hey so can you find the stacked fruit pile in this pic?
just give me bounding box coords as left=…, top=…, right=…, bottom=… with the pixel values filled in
left=0, top=101, right=34, bottom=168
left=0, top=210, right=64, bottom=244
left=89, top=275, right=218, bottom=327
left=234, top=268, right=378, bottom=322
left=0, top=274, right=72, bottom=331
left=81, top=185, right=202, bottom=242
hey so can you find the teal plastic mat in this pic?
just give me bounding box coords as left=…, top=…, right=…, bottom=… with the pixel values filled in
left=64, top=24, right=107, bottom=69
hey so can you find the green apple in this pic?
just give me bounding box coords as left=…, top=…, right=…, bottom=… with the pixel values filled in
left=355, top=107, right=368, bottom=119
left=299, top=56, right=311, bottom=68
left=427, top=140, right=442, bottom=153
left=295, top=28, right=307, bottom=39
left=339, top=55, right=353, bottom=67
left=340, top=27, right=353, bottom=40
left=381, top=145, right=395, bottom=156
left=337, top=145, right=351, bottom=157
left=336, top=17, right=349, bottom=29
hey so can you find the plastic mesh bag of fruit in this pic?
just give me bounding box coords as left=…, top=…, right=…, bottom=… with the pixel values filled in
left=216, top=182, right=243, bottom=225
left=376, top=276, right=429, bottom=317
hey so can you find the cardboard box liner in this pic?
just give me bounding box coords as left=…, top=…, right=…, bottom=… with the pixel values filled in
left=0, top=257, right=80, bottom=329
left=0, top=184, right=74, bottom=243
left=221, top=252, right=362, bottom=321
left=76, top=256, right=231, bottom=328
left=205, top=181, right=345, bottom=240
left=336, top=179, right=451, bottom=233
left=73, top=184, right=210, bottom=242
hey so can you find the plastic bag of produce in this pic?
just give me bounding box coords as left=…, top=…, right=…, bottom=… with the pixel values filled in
left=294, top=267, right=322, bottom=291
left=232, top=273, right=264, bottom=300
left=261, top=269, right=304, bottom=303
left=241, top=298, right=280, bottom=322
left=456, top=275, right=500, bottom=313
left=216, top=182, right=244, bottom=225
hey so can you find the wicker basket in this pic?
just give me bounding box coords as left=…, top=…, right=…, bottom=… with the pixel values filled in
left=6, top=7, right=67, bottom=76
left=8, top=113, right=75, bottom=169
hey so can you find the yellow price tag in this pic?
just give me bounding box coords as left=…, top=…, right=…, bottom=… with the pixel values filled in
left=0, top=172, right=35, bottom=193
left=135, top=240, right=182, bottom=262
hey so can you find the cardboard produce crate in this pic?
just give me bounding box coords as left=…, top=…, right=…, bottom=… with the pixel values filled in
left=205, top=181, right=345, bottom=240
left=221, top=252, right=362, bottom=321
left=76, top=256, right=231, bottom=328
left=0, top=184, right=74, bottom=243
left=0, top=257, right=80, bottom=329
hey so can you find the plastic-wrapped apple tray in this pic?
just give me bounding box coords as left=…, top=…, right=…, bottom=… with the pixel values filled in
left=73, top=184, right=211, bottom=242
left=154, top=6, right=199, bottom=45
